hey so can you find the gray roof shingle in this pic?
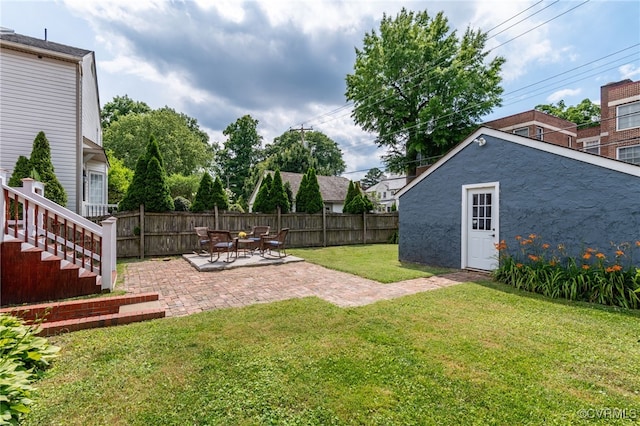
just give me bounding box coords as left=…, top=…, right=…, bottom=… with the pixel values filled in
left=0, top=31, right=91, bottom=58
left=278, top=172, right=350, bottom=202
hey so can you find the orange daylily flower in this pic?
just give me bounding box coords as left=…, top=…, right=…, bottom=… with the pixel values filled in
left=615, top=250, right=624, bottom=256
left=582, top=252, right=592, bottom=260
left=582, top=264, right=590, bottom=270
left=542, top=243, right=550, bottom=249
left=586, top=248, right=596, bottom=253
left=529, top=234, right=537, bottom=239
left=516, top=263, right=523, bottom=268
left=636, top=241, right=640, bottom=247
left=494, top=240, right=507, bottom=251
left=528, top=254, right=539, bottom=261
left=515, top=235, right=522, bottom=241
left=595, top=253, right=605, bottom=259
left=549, top=260, right=557, bottom=267
left=605, top=265, right=622, bottom=273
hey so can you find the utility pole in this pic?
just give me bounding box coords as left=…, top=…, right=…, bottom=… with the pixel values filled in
left=289, top=125, right=313, bottom=148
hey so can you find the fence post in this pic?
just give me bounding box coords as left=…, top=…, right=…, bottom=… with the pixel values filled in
left=363, top=211, right=367, bottom=245
left=100, top=216, right=117, bottom=291
left=214, top=205, right=219, bottom=230
left=322, top=207, right=327, bottom=247
left=277, top=206, right=281, bottom=232
left=139, top=204, right=145, bottom=259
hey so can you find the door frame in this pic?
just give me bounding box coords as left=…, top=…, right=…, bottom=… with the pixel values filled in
left=460, top=181, right=500, bottom=270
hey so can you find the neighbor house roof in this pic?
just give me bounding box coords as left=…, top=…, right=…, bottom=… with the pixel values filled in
left=0, top=29, right=92, bottom=60
left=279, top=171, right=349, bottom=202
left=397, top=126, right=640, bottom=199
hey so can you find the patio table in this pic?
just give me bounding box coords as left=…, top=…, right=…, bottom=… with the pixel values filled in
left=236, top=238, right=259, bottom=257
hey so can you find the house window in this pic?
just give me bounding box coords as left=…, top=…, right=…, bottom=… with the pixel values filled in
left=536, top=127, right=544, bottom=140
left=88, top=172, right=105, bottom=204
left=382, top=191, right=387, bottom=198
left=513, top=127, right=529, bottom=137
left=583, top=140, right=600, bottom=155
left=617, top=101, right=640, bottom=130
left=618, top=145, right=640, bottom=165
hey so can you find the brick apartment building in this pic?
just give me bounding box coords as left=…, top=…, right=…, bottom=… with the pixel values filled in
left=484, top=79, right=640, bottom=165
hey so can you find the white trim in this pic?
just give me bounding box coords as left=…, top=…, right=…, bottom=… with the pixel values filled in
left=617, top=144, right=640, bottom=165
left=499, top=120, right=576, bottom=136
left=608, top=94, right=640, bottom=107
left=616, top=101, right=640, bottom=131
left=460, top=182, right=500, bottom=270
left=397, top=127, right=640, bottom=199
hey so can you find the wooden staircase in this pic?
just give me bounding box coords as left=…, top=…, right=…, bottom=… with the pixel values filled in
left=1, top=237, right=102, bottom=306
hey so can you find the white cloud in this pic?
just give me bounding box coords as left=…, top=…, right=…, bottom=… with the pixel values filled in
left=546, top=88, right=581, bottom=103
left=619, top=64, right=640, bottom=80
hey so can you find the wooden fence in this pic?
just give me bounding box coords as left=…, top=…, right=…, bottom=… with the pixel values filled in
left=111, top=206, right=399, bottom=258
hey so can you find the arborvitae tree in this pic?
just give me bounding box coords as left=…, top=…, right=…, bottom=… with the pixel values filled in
left=191, top=173, right=216, bottom=212
left=270, top=169, right=290, bottom=213
left=343, top=180, right=357, bottom=211
left=284, top=181, right=294, bottom=208
left=29, top=131, right=67, bottom=206
left=211, top=176, right=229, bottom=211
left=145, top=135, right=165, bottom=169
left=345, top=193, right=367, bottom=214
left=8, top=156, right=32, bottom=187
left=119, top=154, right=147, bottom=211
left=144, top=156, right=174, bottom=212
left=304, top=168, right=324, bottom=214
left=253, top=173, right=273, bottom=213
left=295, top=173, right=309, bottom=213
left=390, top=201, right=397, bottom=212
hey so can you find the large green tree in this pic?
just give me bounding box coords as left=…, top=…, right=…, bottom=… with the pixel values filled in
left=360, top=167, right=384, bottom=189
left=346, top=8, right=505, bottom=176
left=535, top=99, right=600, bottom=129
left=104, top=108, right=214, bottom=175
left=262, top=130, right=346, bottom=176
left=29, top=131, right=67, bottom=206
left=101, top=95, right=151, bottom=129
left=106, top=151, right=133, bottom=204
left=217, top=115, right=263, bottom=200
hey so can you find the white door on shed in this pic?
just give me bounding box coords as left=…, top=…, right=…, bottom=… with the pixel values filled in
left=462, top=183, right=499, bottom=270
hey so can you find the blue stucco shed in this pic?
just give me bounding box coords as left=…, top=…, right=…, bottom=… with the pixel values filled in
left=397, top=127, right=640, bottom=271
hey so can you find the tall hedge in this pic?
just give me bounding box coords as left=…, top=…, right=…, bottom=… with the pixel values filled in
left=8, top=156, right=32, bottom=187
left=144, top=156, right=174, bottom=212
left=119, top=155, right=147, bottom=211
left=191, top=173, right=216, bottom=212
left=343, top=180, right=357, bottom=211
left=253, top=173, right=273, bottom=213
left=294, top=173, right=308, bottom=213
left=211, top=176, right=229, bottom=211
left=271, top=169, right=290, bottom=213
left=305, top=168, right=324, bottom=214
left=29, top=131, right=67, bottom=206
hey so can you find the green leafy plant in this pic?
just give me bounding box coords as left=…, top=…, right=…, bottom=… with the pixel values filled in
left=494, top=235, right=640, bottom=309
left=0, top=314, right=59, bottom=424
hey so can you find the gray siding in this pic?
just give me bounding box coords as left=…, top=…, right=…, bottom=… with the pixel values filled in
left=399, top=134, right=640, bottom=268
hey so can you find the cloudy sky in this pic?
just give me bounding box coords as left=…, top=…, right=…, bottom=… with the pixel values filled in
left=2, top=0, right=639, bottom=178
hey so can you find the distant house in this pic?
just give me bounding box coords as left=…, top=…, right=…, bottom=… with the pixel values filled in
left=397, top=127, right=640, bottom=271
left=0, top=28, right=107, bottom=215
left=364, top=174, right=405, bottom=212
left=248, top=171, right=350, bottom=213
left=484, top=79, right=640, bottom=166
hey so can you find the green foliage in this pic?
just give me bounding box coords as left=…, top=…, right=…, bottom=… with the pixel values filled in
left=119, top=135, right=173, bottom=212
left=166, top=173, right=201, bottom=201
left=284, top=181, right=294, bottom=208
left=0, top=314, right=59, bottom=424
left=8, top=156, right=31, bottom=187
left=390, top=202, right=397, bottom=212
left=360, top=167, right=384, bottom=189
left=253, top=173, right=273, bottom=213
left=303, top=168, right=324, bottom=214
left=101, top=94, right=151, bottom=129
left=270, top=170, right=290, bottom=213
left=535, top=99, right=601, bottom=129
left=217, top=115, right=263, bottom=201
left=494, top=235, right=640, bottom=309
left=262, top=130, right=346, bottom=176
left=294, top=173, right=308, bottom=213
left=191, top=173, right=216, bottom=212
left=343, top=181, right=357, bottom=211
left=173, top=196, right=191, bottom=211
left=29, top=131, right=67, bottom=206
left=103, top=108, right=214, bottom=176
left=211, top=176, right=229, bottom=211
left=144, top=156, right=174, bottom=212
left=107, top=152, right=133, bottom=204
left=346, top=8, right=505, bottom=175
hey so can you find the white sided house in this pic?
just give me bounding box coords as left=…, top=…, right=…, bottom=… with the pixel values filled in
left=0, top=28, right=108, bottom=215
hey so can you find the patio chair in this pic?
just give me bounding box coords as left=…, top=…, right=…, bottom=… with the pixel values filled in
left=193, top=227, right=211, bottom=256
left=207, top=230, right=237, bottom=263
left=260, top=228, right=289, bottom=258
left=248, top=226, right=270, bottom=252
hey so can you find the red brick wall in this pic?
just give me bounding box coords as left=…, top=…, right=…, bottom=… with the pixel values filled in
left=600, top=79, right=640, bottom=159
left=484, top=110, right=577, bottom=147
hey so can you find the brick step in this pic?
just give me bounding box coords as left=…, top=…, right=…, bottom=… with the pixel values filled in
left=0, top=293, right=165, bottom=335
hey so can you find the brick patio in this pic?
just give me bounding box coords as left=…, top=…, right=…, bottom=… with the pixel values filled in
left=122, top=258, right=490, bottom=317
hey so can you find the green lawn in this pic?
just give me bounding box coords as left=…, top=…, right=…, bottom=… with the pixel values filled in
left=289, top=244, right=453, bottom=282
left=25, top=259, right=640, bottom=424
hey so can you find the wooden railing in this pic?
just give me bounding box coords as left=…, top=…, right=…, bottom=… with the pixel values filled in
left=0, top=177, right=117, bottom=291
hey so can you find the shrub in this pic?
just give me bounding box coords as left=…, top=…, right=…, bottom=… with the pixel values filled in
left=29, top=131, right=67, bottom=206
left=144, top=156, right=174, bottom=212
left=173, top=196, right=191, bottom=211
left=0, top=314, right=59, bottom=424
left=494, top=235, right=640, bottom=309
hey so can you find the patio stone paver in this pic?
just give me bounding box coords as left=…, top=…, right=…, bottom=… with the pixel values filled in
left=122, top=258, right=490, bottom=317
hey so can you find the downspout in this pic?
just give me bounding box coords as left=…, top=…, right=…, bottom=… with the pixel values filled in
left=76, top=60, right=83, bottom=215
